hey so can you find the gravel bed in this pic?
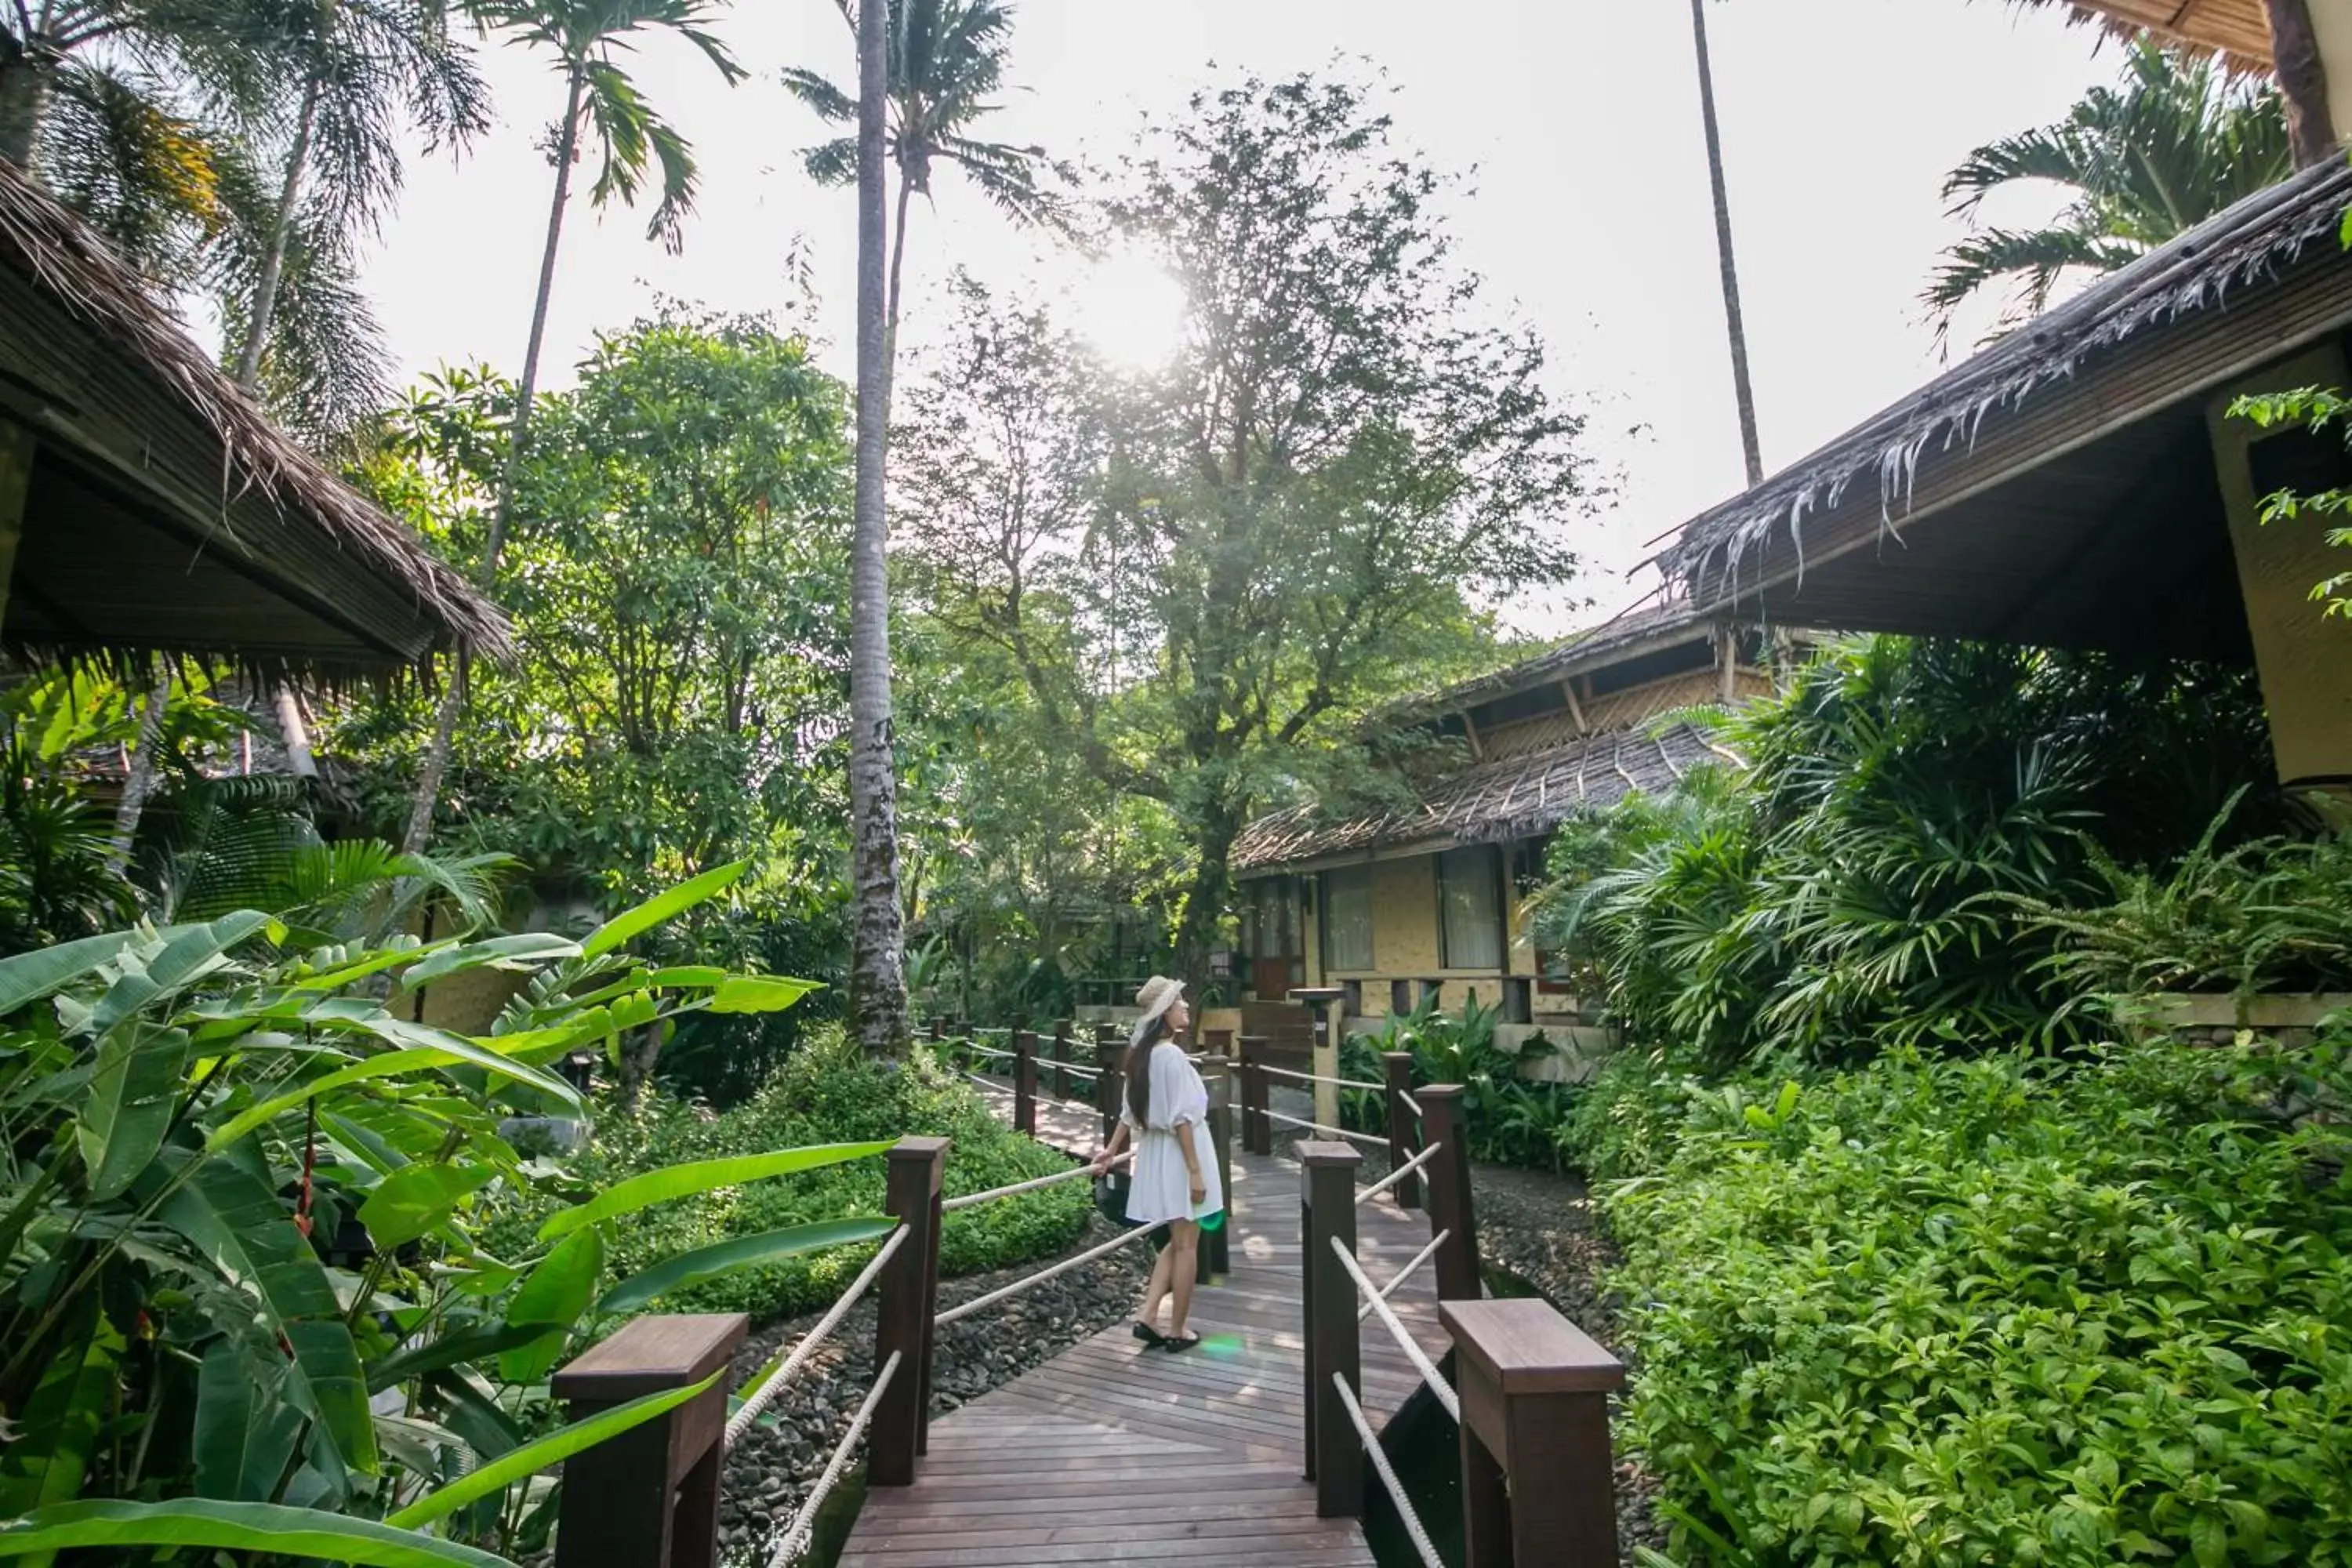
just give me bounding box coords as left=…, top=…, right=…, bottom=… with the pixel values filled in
left=717, top=1212, right=1156, bottom=1563
left=1471, top=1161, right=1664, bottom=1565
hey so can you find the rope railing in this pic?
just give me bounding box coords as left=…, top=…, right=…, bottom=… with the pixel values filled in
left=764, top=1349, right=902, bottom=1568
left=1357, top=1141, right=1443, bottom=1208
left=1332, top=1372, right=1445, bottom=1568
left=1358, top=1229, right=1449, bottom=1323
left=1396, top=1088, right=1423, bottom=1119
left=1264, top=1109, right=1388, bottom=1147
left=1259, top=1062, right=1388, bottom=1094
left=934, top=1219, right=1160, bottom=1327
left=939, top=1151, right=1128, bottom=1212
left=727, top=1225, right=910, bottom=1447
left=1331, top=1233, right=1457, bottom=1422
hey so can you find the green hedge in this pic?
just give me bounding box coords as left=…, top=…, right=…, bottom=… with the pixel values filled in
left=485, top=1029, right=1089, bottom=1323
left=1607, top=1042, right=2352, bottom=1568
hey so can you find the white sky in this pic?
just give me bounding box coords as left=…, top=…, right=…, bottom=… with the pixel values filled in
left=360, top=0, right=2122, bottom=636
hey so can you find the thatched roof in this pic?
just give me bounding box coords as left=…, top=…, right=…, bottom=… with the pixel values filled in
left=1231, top=722, right=1735, bottom=873
left=1653, top=154, right=2352, bottom=640
left=2013, top=0, right=2274, bottom=71
left=1377, top=602, right=1712, bottom=726
left=0, top=160, right=510, bottom=684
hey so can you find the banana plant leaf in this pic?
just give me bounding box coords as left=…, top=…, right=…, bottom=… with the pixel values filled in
left=0, top=1501, right=515, bottom=1566
left=385, top=1372, right=720, bottom=1530
left=78, top=1022, right=189, bottom=1200
left=537, top=1141, right=894, bottom=1243
left=579, top=860, right=748, bottom=960
left=597, top=1217, right=895, bottom=1314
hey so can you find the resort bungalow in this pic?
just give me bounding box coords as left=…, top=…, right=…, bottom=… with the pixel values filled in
left=0, top=159, right=507, bottom=681
left=1652, top=154, right=2352, bottom=812
left=1226, top=605, right=1775, bottom=1066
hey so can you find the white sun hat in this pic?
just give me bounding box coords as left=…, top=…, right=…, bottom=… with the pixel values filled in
left=1130, top=975, right=1186, bottom=1045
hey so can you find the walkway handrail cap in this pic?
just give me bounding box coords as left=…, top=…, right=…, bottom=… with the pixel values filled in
left=552, top=1312, right=747, bottom=1399
left=1417, top=1083, right=1468, bottom=1104
left=1296, top=1138, right=1361, bottom=1170
left=1439, top=1298, right=1625, bottom=1395
left=890, top=1135, right=951, bottom=1195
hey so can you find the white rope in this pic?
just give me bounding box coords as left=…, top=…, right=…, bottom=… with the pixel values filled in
left=960, top=1042, right=1016, bottom=1060
left=1357, top=1141, right=1443, bottom=1208
left=1358, top=1231, right=1449, bottom=1323
left=1264, top=1109, right=1388, bottom=1147
left=1396, top=1089, right=1423, bottom=1119
left=935, top=1220, right=1160, bottom=1326
left=1259, top=1064, right=1388, bottom=1093
left=1332, top=1372, right=1445, bottom=1568
left=1331, top=1235, right=1457, bottom=1421
left=1056, top=1060, right=1102, bottom=1080
left=960, top=1069, right=1006, bottom=1094
left=727, top=1226, right=909, bottom=1447
left=765, top=1350, right=901, bottom=1568
left=940, top=1152, right=1130, bottom=1212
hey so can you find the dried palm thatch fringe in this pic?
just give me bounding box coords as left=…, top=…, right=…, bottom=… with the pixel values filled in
left=2006, top=0, right=2274, bottom=73
left=1652, top=157, right=2352, bottom=609
left=1231, top=720, right=1737, bottom=872
left=0, top=161, right=512, bottom=681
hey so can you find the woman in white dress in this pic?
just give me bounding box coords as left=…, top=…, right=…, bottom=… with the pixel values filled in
left=1090, top=976, right=1222, bottom=1350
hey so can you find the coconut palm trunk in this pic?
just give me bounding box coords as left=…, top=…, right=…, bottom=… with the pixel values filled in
left=401, top=68, right=583, bottom=853
left=2263, top=0, right=2338, bottom=167
left=234, top=73, right=323, bottom=388
left=847, top=0, right=908, bottom=1050
left=0, top=44, right=54, bottom=166
left=1690, top=0, right=1762, bottom=488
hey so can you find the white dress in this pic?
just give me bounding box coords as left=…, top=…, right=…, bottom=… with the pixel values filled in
left=1119, top=1040, right=1224, bottom=1226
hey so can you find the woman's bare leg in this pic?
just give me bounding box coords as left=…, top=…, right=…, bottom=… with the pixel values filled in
left=1137, top=1238, right=1175, bottom=1329
left=1165, top=1221, right=1202, bottom=1340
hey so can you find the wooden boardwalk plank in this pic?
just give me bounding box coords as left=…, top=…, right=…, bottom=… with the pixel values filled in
left=836, top=1081, right=1448, bottom=1566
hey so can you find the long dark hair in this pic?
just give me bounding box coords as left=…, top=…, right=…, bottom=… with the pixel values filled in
left=1125, top=1011, right=1172, bottom=1127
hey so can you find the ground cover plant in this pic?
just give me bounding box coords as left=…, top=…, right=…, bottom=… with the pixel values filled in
left=1606, top=1040, right=2352, bottom=1568
left=1338, top=995, right=1575, bottom=1170
left=484, top=1027, right=1087, bottom=1323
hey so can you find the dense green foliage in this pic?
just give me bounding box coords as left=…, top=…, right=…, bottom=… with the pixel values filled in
left=485, top=1029, right=1086, bottom=1323
left=0, top=866, right=881, bottom=1561
left=1608, top=1042, right=2352, bottom=1568
left=1537, top=637, right=2281, bottom=1069
left=1337, top=996, right=1577, bottom=1171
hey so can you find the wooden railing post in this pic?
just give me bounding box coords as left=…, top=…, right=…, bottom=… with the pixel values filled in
left=926, top=1018, right=943, bottom=1045
left=1297, top=1141, right=1363, bottom=1519
left=551, top=1312, right=747, bottom=1568
left=1417, top=1083, right=1483, bottom=1301
left=1012, top=1029, right=1037, bottom=1134
left=871, top=1136, right=947, bottom=1485
left=1441, top=1299, right=1626, bottom=1567
left=1382, top=1051, right=1422, bottom=1210
left=1051, top=1019, right=1073, bottom=1100
left=1240, top=1036, right=1271, bottom=1156
left=1203, top=1062, right=1233, bottom=1278
left=1095, top=1033, right=1124, bottom=1140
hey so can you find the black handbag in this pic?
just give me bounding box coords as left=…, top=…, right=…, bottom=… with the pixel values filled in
left=1092, top=1168, right=1131, bottom=1227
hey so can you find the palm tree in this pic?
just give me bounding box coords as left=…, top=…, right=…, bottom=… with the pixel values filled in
left=1689, top=0, right=1762, bottom=488
left=787, top=0, right=1054, bottom=1049
left=844, top=0, right=904, bottom=1049
left=1926, top=42, right=2291, bottom=343
left=225, top=0, right=491, bottom=420
left=782, top=0, right=1059, bottom=342
left=400, top=0, right=742, bottom=854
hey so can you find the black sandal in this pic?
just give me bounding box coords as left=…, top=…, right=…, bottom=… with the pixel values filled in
left=1162, top=1330, right=1202, bottom=1352
left=1132, top=1321, right=1166, bottom=1347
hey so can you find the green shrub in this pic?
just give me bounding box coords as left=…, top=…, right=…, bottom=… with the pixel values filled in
left=1551, top=1044, right=1700, bottom=1181
left=1338, top=997, right=1574, bottom=1170
left=486, top=1027, right=1088, bottom=1323
left=1609, top=1042, right=2352, bottom=1567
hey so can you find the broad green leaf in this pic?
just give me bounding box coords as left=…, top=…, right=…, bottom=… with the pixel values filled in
left=643, top=965, right=728, bottom=987
left=0, top=1298, right=121, bottom=1521
left=498, top=1229, right=603, bottom=1384
left=297, top=1010, right=584, bottom=1114
left=85, top=913, right=273, bottom=1037
left=401, top=934, right=583, bottom=988
left=579, top=860, right=749, bottom=960
left=78, top=1022, right=190, bottom=1200
left=286, top=1321, right=376, bottom=1478
left=368, top=1322, right=548, bottom=1395
left=193, top=1341, right=306, bottom=1502
left=386, top=1372, right=718, bottom=1530
left=286, top=935, right=441, bottom=993
left=358, top=1163, right=495, bottom=1250
left=0, top=1500, right=514, bottom=1566
left=706, top=975, right=824, bottom=1014
left=597, top=1218, right=895, bottom=1314
left=0, top=926, right=172, bottom=1015
left=209, top=1048, right=449, bottom=1150
left=537, top=1141, right=894, bottom=1243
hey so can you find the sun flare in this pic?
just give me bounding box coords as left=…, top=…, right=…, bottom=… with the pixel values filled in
left=1073, top=254, right=1187, bottom=370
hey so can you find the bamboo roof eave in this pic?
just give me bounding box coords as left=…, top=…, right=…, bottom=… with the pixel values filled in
left=2009, top=0, right=2276, bottom=71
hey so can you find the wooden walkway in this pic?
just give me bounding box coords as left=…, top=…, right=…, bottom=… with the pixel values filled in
left=840, top=1085, right=1447, bottom=1566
